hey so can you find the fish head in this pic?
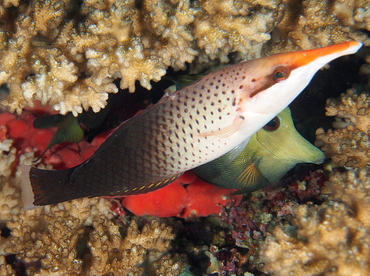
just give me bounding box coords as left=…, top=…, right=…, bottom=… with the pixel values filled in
left=252, top=107, right=325, bottom=184
left=234, top=41, right=362, bottom=135
left=258, top=108, right=325, bottom=164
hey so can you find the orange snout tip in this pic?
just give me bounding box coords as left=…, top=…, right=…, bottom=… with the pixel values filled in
left=276, top=41, right=363, bottom=69
left=345, top=40, right=363, bottom=48
left=317, top=40, right=362, bottom=55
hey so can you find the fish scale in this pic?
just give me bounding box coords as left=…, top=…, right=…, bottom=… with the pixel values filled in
left=21, top=41, right=362, bottom=206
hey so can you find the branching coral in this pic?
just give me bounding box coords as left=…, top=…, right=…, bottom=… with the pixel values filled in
left=0, top=0, right=279, bottom=115
left=0, top=255, right=15, bottom=276
left=193, top=0, right=283, bottom=62
left=1, top=199, right=186, bottom=275
left=1, top=0, right=367, bottom=115
left=0, top=138, right=42, bottom=221
left=86, top=218, right=185, bottom=275
left=260, top=167, right=370, bottom=276
left=0, top=0, right=196, bottom=115
left=322, top=167, right=370, bottom=228
left=315, top=89, right=370, bottom=168
left=267, top=0, right=370, bottom=54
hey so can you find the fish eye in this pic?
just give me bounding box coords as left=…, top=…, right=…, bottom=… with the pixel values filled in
left=272, top=66, right=289, bottom=81
left=263, top=116, right=280, bottom=131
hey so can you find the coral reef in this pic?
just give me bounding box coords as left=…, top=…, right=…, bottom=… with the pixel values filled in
left=0, top=1, right=368, bottom=275
left=267, top=0, right=370, bottom=54
left=0, top=137, right=49, bottom=221
left=0, top=107, right=187, bottom=275
left=0, top=255, right=15, bottom=276
left=0, top=139, right=19, bottom=221
left=201, top=170, right=328, bottom=274
left=323, top=167, right=370, bottom=228
left=1, top=199, right=186, bottom=275
left=0, top=104, right=110, bottom=169
left=0, top=0, right=278, bottom=115
left=0, top=0, right=368, bottom=115
left=260, top=167, right=370, bottom=276
left=192, top=0, right=282, bottom=63
left=315, top=89, right=370, bottom=168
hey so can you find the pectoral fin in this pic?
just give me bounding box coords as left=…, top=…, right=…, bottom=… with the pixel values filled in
left=236, top=162, right=261, bottom=187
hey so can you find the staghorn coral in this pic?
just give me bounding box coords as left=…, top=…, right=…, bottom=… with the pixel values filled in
left=315, top=88, right=370, bottom=168
left=260, top=167, right=370, bottom=276
left=1, top=0, right=367, bottom=115
left=1, top=199, right=186, bottom=275
left=267, top=0, right=370, bottom=54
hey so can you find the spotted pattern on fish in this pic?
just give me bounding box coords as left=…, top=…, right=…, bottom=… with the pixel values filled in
left=30, top=64, right=255, bottom=204
left=24, top=41, right=362, bottom=206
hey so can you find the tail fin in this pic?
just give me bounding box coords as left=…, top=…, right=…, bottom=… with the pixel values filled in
left=21, top=165, right=39, bottom=210
left=21, top=165, right=76, bottom=207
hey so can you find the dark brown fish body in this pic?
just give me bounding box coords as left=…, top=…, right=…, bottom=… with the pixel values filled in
left=21, top=41, right=362, bottom=206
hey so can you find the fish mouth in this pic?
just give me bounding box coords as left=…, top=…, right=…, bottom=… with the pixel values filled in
left=313, top=155, right=326, bottom=165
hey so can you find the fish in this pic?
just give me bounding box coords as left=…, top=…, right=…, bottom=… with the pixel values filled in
left=32, top=98, right=114, bottom=154
left=165, top=75, right=325, bottom=192
left=21, top=41, right=362, bottom=207
left=193, top=107, right=325, bottom=193
left=33, top=113, right=85, bottom=158
left=163, top=74, right=206, bottom=92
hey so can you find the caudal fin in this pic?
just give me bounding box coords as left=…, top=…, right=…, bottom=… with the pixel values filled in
left=20, top=165, right=39, bottom=210
left=21, top=165, right=76, bottom=207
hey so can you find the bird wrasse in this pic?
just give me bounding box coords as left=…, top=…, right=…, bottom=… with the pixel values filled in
left=21, top=41, right=362, bottom=207
left=193, top=107, right=325, bottom=193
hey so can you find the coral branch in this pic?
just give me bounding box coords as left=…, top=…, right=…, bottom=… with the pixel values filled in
left=260, top=167, right=370, bottom=276
left=315, top=89, right=370, bottom=168
left=1, top=0, right=367, bottom=115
